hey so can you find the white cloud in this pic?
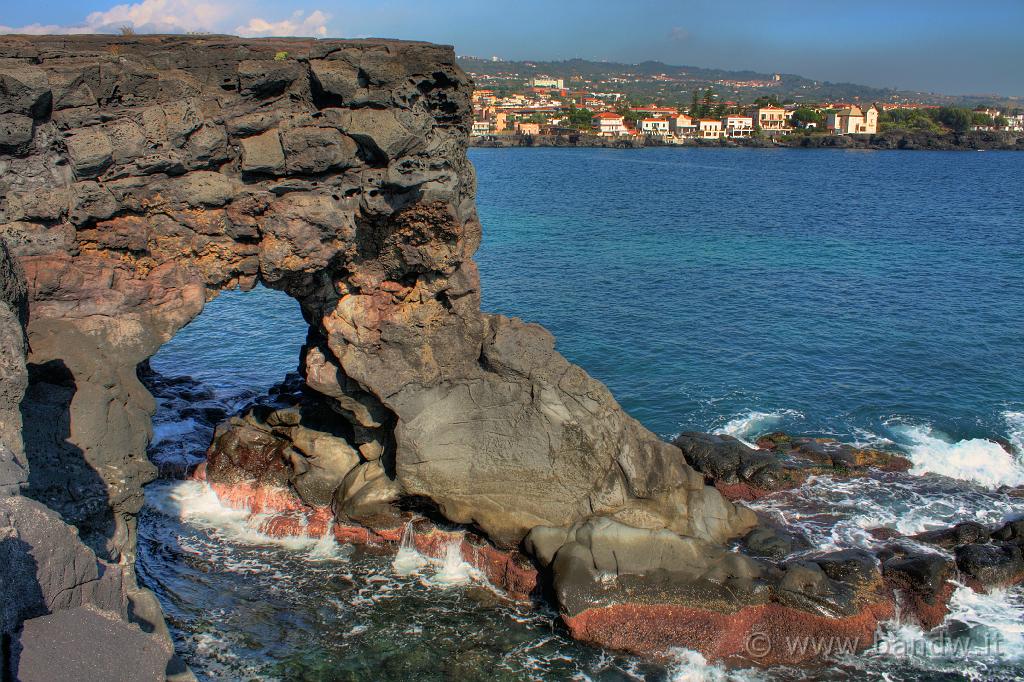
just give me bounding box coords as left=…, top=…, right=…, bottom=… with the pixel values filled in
left=85, top=0, right=233, bottom=33
left=235, top=10, right=329, bottom=37
left=0, top=22, right=75, bottom=35
left=668, top=26, right=691, bottom=43
left=0, top=1, right=329, bottom=37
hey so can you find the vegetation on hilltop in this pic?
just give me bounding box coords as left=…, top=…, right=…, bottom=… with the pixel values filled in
left=459, top=56, right=1020, bottom=109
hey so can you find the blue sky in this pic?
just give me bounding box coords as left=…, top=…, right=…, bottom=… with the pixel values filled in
left=3, top=0, right=1022, bottom=96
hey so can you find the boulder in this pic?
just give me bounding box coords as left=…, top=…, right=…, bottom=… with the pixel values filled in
left=65, top=128, right=113, bottom=179
left=282, top=126, right=359, bottom=174
left=103, top=119, right=147, bottom=165
left=166, top=171, right=236, bottom=208
left=14, top=605, right=172, bottom=682
left=206, top=420, right=292, bottom=488
left=955, top=542, right=1024, bottom=588
left=527, top=517, right=893, bottom=664
left=912, top=521, right=990, bottom=548
left=674, top=432, right=780, bottom=488
left=309, top=59, right=361, bottom=104
left=333, top=459, right=402, bottom=527
left=742, top=525, right=808, bottom=560
left=286, top=424, right=360, bottom=506
left=330, top=107, right=422, bottom=161
left=0, top=114, right=33, bottom=154
left=69, top=181, right=119, bottom=226
left=392, top=315, right=756, bottom=547
left=238, top=58, right=302, bottom=98
left=239, top=128, right=285, bottom=173
left=0, top=66, right=51, bottom=118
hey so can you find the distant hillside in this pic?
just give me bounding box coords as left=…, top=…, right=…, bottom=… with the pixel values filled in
left=457, top=56, right=1018, bottom=109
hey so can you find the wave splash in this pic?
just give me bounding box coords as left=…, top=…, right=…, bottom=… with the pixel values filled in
left=889, top=420, right=1024, bottom=489
left=716, top=409, right=804, bottom=446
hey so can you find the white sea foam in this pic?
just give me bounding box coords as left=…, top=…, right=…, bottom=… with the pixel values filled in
left=716, top=409, right=803, bottom=446
left=151, top=417, right=199, bottom=446
left=945, top=583, right=1024, bottom=660
left=392, top=521, right=429, bottom=575
left=428, top=539, right=479, bottom=586
left=1005, top=411, right=1024, bottom=455
left=889, top=422, right=1024, bottom=489
left=308, top=522, right=352, bottom=561
left=666, top=648, right=757, bottom=681
left=146, top=480, right=325, bottom=551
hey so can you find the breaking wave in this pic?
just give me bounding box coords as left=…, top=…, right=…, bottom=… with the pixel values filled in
left=716, top=409, right=804, bottom=446
left=1006, top=410, right=1024, bottom=455
left=888, top=421, right=1024, bottom=489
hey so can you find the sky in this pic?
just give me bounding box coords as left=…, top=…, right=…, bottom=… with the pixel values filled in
left=2, top=0, right=1022, bottom=97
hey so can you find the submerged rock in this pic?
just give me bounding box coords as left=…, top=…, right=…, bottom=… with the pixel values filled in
left=674, top=430, right=911, bottom=501
left=909, top=518, right=1024, bottom=592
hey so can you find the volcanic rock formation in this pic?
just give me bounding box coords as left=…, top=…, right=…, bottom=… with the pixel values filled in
left=0, top=33, right=937, bottom=673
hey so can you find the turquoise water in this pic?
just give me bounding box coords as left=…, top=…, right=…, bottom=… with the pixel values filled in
left=139, top=147, right=1024, bottom=680
left=472, top=147, right=1024, bottom=448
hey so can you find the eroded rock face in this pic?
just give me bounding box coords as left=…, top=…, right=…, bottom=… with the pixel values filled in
left=0, top=240, right=28, bottom=496
left=2, top=34, right=760, bottom=667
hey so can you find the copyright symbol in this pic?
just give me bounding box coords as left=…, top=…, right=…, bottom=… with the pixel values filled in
left=744, top=631, right=772, bottom=659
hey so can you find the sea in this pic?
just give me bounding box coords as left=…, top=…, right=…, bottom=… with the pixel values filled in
left=138, top=147, right=1024, bottom=681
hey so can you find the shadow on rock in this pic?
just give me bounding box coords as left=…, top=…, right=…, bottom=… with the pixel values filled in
left=20, top=359, right=117, bottom=560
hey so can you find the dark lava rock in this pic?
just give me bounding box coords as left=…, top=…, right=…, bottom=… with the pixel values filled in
left=741, top=525, right=809, bottom=560
left=756, top=431, right=912, bottom=473
left=913, top=521, right=991, bottom=549
left=955, top=542, right=1024, bottom=587
left=14, top=605, right=171, bottom=682
left=882, top=553, right=953, bottom=597
left=991, top=518, right=1024, bottom=542
left=673, top=432, right=780, bottom=488
left=810, top=549, right=880, bottom=588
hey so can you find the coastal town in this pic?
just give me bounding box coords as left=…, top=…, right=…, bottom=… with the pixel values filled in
left=470, top=75, right=1024, bottom=142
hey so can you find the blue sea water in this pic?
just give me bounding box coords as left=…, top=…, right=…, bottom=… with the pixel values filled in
left=140, top=147, right=1024, bottom=681
left=472, top=147, right=1024, bottom=448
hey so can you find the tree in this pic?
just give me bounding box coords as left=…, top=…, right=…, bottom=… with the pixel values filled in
left=970, top=112, right=993, bottom=127
left=563, top=106, right=593, bottom=129
left=689, top=90, right=701, bottom=118
left=701, top=88, right=716, bottom=112
left=936, top=107, right=973, bottom=133
left=791, top=107, right=824, bottom=127
left=754, top=95, right=781, bottom=108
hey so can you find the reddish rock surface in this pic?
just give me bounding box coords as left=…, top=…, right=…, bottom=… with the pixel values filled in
left=564, top=598, right=896, bottom=666
left=198, top=476, right=539, bottom=599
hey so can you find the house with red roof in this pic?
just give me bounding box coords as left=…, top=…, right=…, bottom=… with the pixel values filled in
left=591, top=112, right=627, bottom=136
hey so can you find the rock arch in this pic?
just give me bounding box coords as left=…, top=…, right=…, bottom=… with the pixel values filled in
left=1, top=35, right=760, bottom=671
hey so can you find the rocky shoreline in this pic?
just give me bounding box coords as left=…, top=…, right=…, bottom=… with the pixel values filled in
left=471, top=129, right=1024, bottom=151
left=192, top=386, right=1024, bottom=665
left=1, top=33, right=1020, bottom=679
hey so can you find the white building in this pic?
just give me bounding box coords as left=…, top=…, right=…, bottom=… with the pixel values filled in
left=1005, top=114, right=1024, bottom=132
left=471, top=120, right=493, bottom=136
left=697, top=119, right=723, bottom=139
left=669, top=114, right=697, bottom=138
left=592, top=112, right=627, bottom=137
left=723, top=115, right=754, bottom=138
left=640, top=118, right=670, bottom=136
left=749, top=105, right=792, bottom=135
left=826, top=104, right=878, bottom=135
left=529, top=77, right=564, bottom=89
